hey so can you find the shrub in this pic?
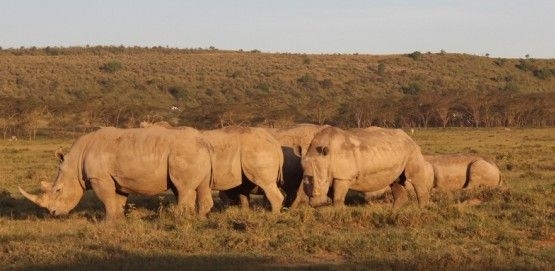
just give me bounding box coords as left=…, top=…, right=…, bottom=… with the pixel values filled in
left=44, top=46, right=61, bottom=56
left=493, top=58, right=506, bottom=66
left=297, top=73, right=318, bottom=90
left=533, top=68, right=554, bottom=80
left=504, top=81, right=519, bottom=92
left=319, top=78, right=333, bottom=89
left=401, top=82, right=422, bottom=95
left=255, top=83, right=270, bottom=92
left=515, top=59, right=535, bottom=72
left=408, top=51, right=422, bottom=60
left=377, top=63, right=386, bottom=75
left=100, top=61, right=123, bottom=73
left=168, top=86, right=188, bottom=101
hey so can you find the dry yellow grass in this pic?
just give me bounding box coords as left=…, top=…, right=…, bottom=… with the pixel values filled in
left=0, top=127, right=554, bottom=270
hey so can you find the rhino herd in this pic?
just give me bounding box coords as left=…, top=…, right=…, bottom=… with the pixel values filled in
left=20, top=123, right=502, bottom=220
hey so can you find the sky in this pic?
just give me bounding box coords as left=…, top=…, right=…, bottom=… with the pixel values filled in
left=1, top=0, right=554, bottom=58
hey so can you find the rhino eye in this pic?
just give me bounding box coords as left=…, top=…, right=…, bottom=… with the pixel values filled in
left=55, top=188, right=62, bottom=193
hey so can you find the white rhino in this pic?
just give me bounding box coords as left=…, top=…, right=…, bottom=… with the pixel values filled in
left=202, top=126, right=284, bottom=213
left=301, top=126, right=433, bottom=208
left=424, top=154, right=502, bottom=191
left=268, top=124, right=329, bottom=208
left=19, top=126, right=214, bottom=220
left=218, top=124, right=328, bottom=210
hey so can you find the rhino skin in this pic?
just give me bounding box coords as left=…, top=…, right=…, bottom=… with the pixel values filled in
left=301, top=126, right=433, bottom=208
left=19, top=126, right=214, bottom=220
left=424, top=154, right=502, bottom=191
left=202, top=126, right=284, bottom=213
left=268, top=124, right=329, bottom=208
left=219, top=124, right=329, bottom=209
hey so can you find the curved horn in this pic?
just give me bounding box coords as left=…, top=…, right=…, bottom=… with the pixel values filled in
left=19, top=186, right=39, bottom=204
left=19, top=187, right=48, bottom=208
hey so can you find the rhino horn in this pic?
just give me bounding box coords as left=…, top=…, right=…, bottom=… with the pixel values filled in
left=19, top=187, right=44, bottom=207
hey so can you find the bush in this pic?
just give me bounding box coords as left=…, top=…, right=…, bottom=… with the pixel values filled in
left=408, top=51, right=422, bottom=60
left=100, top=61, right=123, bottom=73
left=401, top=82, right=422, bottom=95
left=297, top=73, right=318, bottom=90
left=168, top=86, right=188, bottom=101
left=504, top=81, right=519, bottom=92
left=319, top=78, right=333, bottom=89
left=494, top=58, right=506, bottom=67
left=255, top=83, right=270, bottom=92
left=377, top=63, right=386, bottom=75
left=515, top=59, right=535, bottom=72
left=533, top=68, right=554, bottom=80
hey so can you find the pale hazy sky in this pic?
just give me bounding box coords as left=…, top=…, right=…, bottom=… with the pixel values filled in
left=1, top=0, right=554, bottom=58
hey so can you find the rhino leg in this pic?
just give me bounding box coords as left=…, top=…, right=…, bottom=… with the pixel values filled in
left=90, top=177, right=124, bottom=220
left=405, top=154, right=432, bottom=208
left=238, top=194, right=250, bottom=209
left=116, top=192, right=128, bottom=214
left=332, top=179, right=350, bottom=207
left=169, top=177, right=205, bottom=216
left=391, top=183, right=409, bottom=209
left=178, top=189, right=197, bottom=216
left=196, top=178, right=214, bottom=218
left=287, top=183, right=308, bottom=209
left=259, top=183, right=284, bottom=213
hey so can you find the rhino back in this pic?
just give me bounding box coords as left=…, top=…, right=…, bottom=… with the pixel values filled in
left=425, top=154, right=500, bottom=190
left=202, top=129, right=242, bottom=190
left=239, top=127, right=283, bottom=186
left=78, top=127, right=210, bottom=195
left=349, top=128, right=418, bottom=191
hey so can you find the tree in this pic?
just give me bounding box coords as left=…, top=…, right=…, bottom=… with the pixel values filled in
left=408, top=51, right=422, bottom=60
left=434, top=92, right=454, bottom=128
left=340, top=94, right=379, bottom=128
left=0, top=114, right=17, bottom=139
left=22, top=108, right=44, bottom=140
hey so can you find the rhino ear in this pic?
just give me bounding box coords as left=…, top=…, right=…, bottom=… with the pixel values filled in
left=40, top=181, right=53, bottom=193
left=54, top=148, right=64, bottom=163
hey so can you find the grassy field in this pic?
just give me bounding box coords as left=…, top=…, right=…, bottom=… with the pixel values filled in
left=0, top=128, right=554, bottom=270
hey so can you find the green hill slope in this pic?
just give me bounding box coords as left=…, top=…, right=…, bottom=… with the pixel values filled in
left=0, top=47, right=554, bottom=138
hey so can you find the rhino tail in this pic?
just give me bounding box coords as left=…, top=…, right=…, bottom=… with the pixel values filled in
left=206, top=142, right=216, bottom=188
left=277, top=154, right=284, bottom=186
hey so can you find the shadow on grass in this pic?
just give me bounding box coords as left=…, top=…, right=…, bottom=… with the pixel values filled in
left=0, top=189, right=244, bottom=220
left=0, top=189, right=179, bottom=220
left=9, top=245, right=415, bottom=271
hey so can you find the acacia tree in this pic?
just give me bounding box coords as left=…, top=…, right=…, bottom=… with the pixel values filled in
left=434, top=92, right=454, bottom=128
left=22, top=108, right=45, bottom=141
left=340, top=94, right=379, bottom=128
left=460, top=89, right=490, bottom=127
left=0, top=113, right=17, bottom=139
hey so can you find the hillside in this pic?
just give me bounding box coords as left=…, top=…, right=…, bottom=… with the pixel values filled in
left=0, top=47, right=554, bottom=138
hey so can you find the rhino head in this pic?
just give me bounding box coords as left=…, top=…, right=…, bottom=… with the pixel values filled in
left=19, top=148, right=85, bottom=216
left=301, top=145, right=332, bottom=207
left=301, top=127, right=362, bottom=207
